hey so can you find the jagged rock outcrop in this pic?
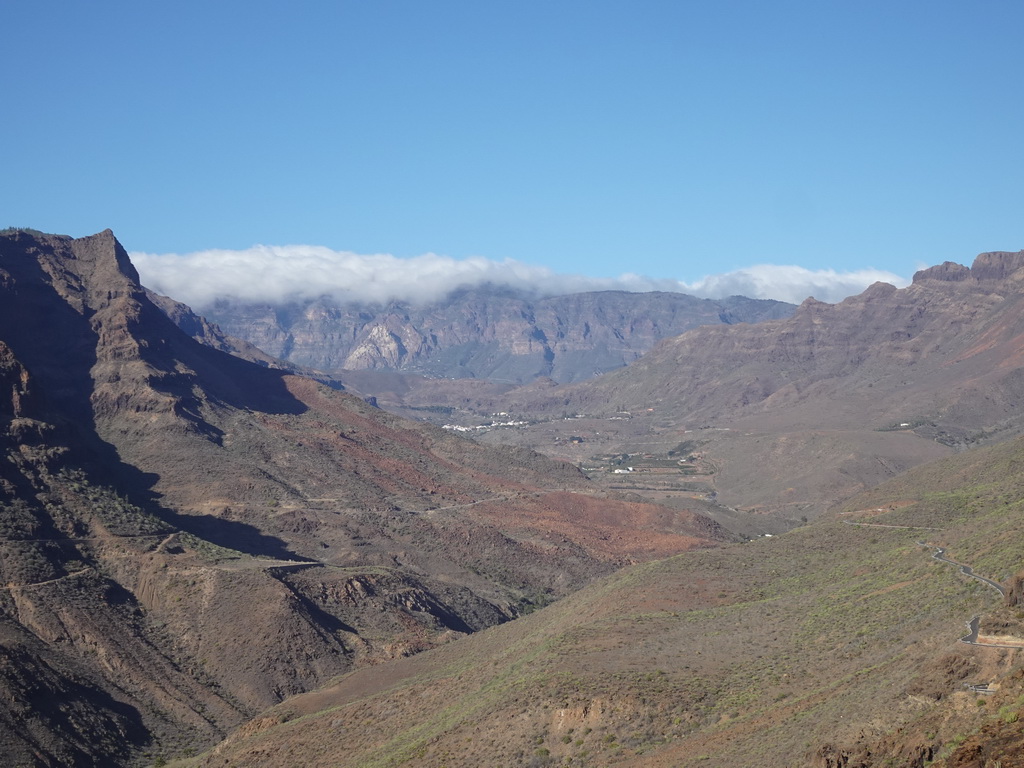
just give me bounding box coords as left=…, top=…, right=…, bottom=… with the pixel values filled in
left=0, top=341, right=32, bottom=419
left=969, top=249, right=1024, bottom=282
left=1004, top=570, right=1024, bottom=607
left=913, top=261, right=973, bottom=283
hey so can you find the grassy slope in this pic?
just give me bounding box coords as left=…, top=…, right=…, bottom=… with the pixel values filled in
left=177, top=435, right=1024, bottom=768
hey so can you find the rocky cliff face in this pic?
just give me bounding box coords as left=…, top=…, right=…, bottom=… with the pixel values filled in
left=0, top=229, right=726, bottom=766
left=1004, top=571, right=1024, bottom=607
left=198, top=289, right=794, bottom=383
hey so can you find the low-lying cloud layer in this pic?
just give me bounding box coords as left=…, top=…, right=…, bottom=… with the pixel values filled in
left=131, top=245, right=909, bottom=310
left=685, top=264, right=910, bottom=305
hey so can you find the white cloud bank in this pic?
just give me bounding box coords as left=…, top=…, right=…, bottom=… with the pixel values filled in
left=131, top=245, right=910, bottom=310
left=684, top=264, right=910, bottom=305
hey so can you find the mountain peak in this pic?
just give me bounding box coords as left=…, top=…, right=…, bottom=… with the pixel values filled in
left=912, top=260, right=972, bottom=284
left=970, top=249, right=1024, bottom=282
left=68, top=228, right=142, bottom=290
left=797, top=295, right=829, bottom=310
left=859, top=280, right=899, bottom=298
left=0, top=227, right=142, bottom=311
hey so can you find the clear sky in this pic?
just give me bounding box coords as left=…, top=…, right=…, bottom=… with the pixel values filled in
left=3, top=0, right=1022, bottom=296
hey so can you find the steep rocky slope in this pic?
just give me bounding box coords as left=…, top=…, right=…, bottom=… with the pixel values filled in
left=183, top=431, right=1024, bottom=768
left=0, top=229, right=727, bottom=766
left=199, top=289, right=794, bottom=384
left=143, top=288, right=291, bottom=371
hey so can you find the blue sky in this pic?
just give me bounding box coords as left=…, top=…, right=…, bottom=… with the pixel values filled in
left=3, top=1, right=1022, bottom=299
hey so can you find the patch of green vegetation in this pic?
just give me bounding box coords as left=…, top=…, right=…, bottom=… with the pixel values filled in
left=57, top=469, right=172, bottom=538
left=176, top=532, right=244, bottom=562
left=0, top=498, right=44, bottom=540
left=998, top=704, right=1019, bottom=723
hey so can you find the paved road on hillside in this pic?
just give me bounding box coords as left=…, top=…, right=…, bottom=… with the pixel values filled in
left=961, top=616, right=981, bottom=644
left=918, top=543, right=1006, bottom=597
left=954, top=615, right=1024, bottom=649
left=914, top=543, right=1024, bottom=650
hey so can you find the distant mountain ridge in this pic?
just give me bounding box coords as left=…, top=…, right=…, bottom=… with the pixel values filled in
left=476, top=249, right=1024, bottom=519
left=197, top=288, right=795, bottom=383
left=526, top=250, right=1024, bottom=436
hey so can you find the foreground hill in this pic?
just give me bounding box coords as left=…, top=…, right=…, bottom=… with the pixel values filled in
left=198, top=289, right=794, bottom=384
left=0, top=229, right=726, bottom=766
left=184, top=430, right=1024, bottom=768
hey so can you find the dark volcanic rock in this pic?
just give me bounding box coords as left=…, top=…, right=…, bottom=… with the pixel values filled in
left=144, top=288, right=288, bottom=368
left=1004, top=570, right=1024, bottom=607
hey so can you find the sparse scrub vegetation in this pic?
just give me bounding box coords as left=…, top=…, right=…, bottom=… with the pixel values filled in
left=200, top=490, right=1024, bottom=767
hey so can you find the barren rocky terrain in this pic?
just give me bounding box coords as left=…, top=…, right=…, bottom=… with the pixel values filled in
left=390, top=251, right=1024, bottom=523
left=0, top=229, right=727, bottom=766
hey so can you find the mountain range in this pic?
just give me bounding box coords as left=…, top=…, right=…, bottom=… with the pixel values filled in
left=399, top=251, right=1024, bottom=525
left=523, top=253, right=1024, bottom=439
left=5, top=228, right=1024, bottom=767
left=196, top=289, right=794, bottom=384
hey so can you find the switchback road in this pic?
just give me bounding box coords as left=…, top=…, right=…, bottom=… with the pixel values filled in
left=916, top=543, right=1024, bottom=650
left=918, top=543, right=1006, bottom=597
